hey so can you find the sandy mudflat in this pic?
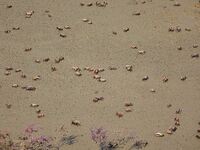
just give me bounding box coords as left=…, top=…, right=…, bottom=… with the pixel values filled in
left=0, top=0, right=200, bottom=149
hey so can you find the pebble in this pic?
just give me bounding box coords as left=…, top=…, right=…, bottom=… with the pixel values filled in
left=72, top=66, right=81, bottom=72
left=131, top=45, right=138, bottom=49
left=123, top=27, right=129, bottom=32
left=125, top=108, right=132, bottom=112
left=191, top=53, right=199, bottom=58
left=80, top=2, right=85, bottom=6
left=168, top=27, right=175, bottom=32
left=24, top=48, right=32, bottom=52
left=75, top=71, right=82, bottom=76
left=98, top=78, right=106, bottom=82
left=56, top=27, right=63, bottom=31
left=193, top=44, right=198, bottom=48
left=6, top=104, right=12, bottom=109
left=167, top=104, right=172, bottom=108
left=125, top=102, right=133, bottom=107
left=150, top=89, right=156, bottom=93
left=43, top=58, right=50, bottom=62
left=142, top=76, right=149, bottom=81
left=177, top=46, right=182, bottom=50
left=93, top=75, right=101, bottom=79
left=12, top=84, right=19, bottom=88
left=196, top=135, right=200, bottom=139
left=5, top=67, right=13, bottom=71
left=155, top=132, right=164, bottom=137
left=93, top=97, right=104, bottom=102
left=82, top=18, right=89, bottom=22
left=21, top=74, right=26, bottom=78
left=180, top=76, right=187, bottom=81
left=138, top=50, right=146, bottom=54
left=4, top=71, right=11, bottom=76
left=4, top=30, right=11, bottom=34
left=108, top=66, right=117, bottom=70
left=25, top=11, right=34, bottom=18
left=51, top=66, right=57, bottom=71
left=125, top=65, right=133, bottom=71
left=6, top=5, right=12, bottom=8
left=96, top=1, right=108, bottom=7
left=37, top=113, right=45, bottom=118
left=116, top=112, right=123, bottom=118
left=12, top=27, right=20, bottom=30
left=133, top=11, right=141, bottom=15
left=60, top=33, right=66, bottom=38
left=162, top=77, right=168, bottom=82
left=174, top=2, right=181, bottom=6
left=185, top=28, right=191, bottom=31
left=30, top=103, right=39, bottom=107
left=35, top=59, right=41, bottom=63
left=72, top=120, right=81, bottom=126
left=88, top=20, right=93, bottom=24
left=15, top=69, right=22, bottom=72
left=87, top=3, right=93, bottom=7
left=25, top=86, right=36, bottom=91
left=176, top=26, right=181, bottom=32
left=64, top=25, right=71, bottom=29
left=33, top=75, right=41, bottom=81
left=112, top=31, right=117, bottom=35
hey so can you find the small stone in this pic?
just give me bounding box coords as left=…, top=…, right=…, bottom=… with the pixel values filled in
left=82, top=18, right=89, bottom=22
left=177, top=46, right=182, bottom=50
left=180, top=76, right=187, bottom=81
left=24, top=48, right=32, bottom=52
left=30, top=103, right=39, bottom=107
left=64, top=25, right=71, bottom=29
left=176, top=26, right=181, bottom=32
left=162, top=77, right=168, bottom=82
left=80, top=2, right=85, bottom=6
left=168, top=27, right=174, bottom=32
left=60, top=33, right=66, bottom=38
left=167, top=104, right=172, bottom=108
left=72, top=66, right=81, bottom=71
left=125, top=65, right=132, bottom=71
left=35, top=59, right=41, bottom=63
left=138, top=50, right=146, bottom=54
left=131, top=45, right=138, bottom=49
left=12, top=84, right=19, bottom=88
left=15, top=69, right=22, bottom=72
left=175, top=121, right=180, bottom=126
left=108, top=66, right=117, bottom=70
left=142, top=76, right=149, bottom=81
left=6, top=5, right=12, bottom=8
left=176, top=109, right=182, bottom=114
left=4, top=30, right=11, bottom=33
left=25, top=11, right=34, bottom=18
left=43, top=58, right=50, bottom=62
left=112, top=31, right=117, bottom=35
left=51, top=66, right=56, bottom=71
left=4, top=71, right=11, bottom=76
left=6, top=104, right=12, bottom=109
left=5, top=67, right=13, bottom=71
left=155, top=132, right=164, bottom=137
left=12, top=27, right=20, bottom=30
left=174, top=2, right=181, bottom=6
left=185, top=28, right=191, bottom=31
left=93, top=75, right=101, bottom=79
left=72, top=120, right=81, bottom=126
left=98, top=78, right=106, bottom=82
left=93, top=97, right=104, bottom=102
left=150, top=89, right=156, bottom=93
left=125, top=108, right=132, bottom=112
left=116, top=112, right=123, bottom=118
left=87, top=3, right=93, bottom=6
left=133, top=11, right=141, bottom=15
left=56, top=26, right=63, bottom=31
left=75, top=71, right=82, bottom=76
left=25, top=86, right=36, bottom=91
left=123, top=27, right=129, bottom=32
left=191, top=53, right=199, bottom=58
left=88, top=20, right=93, bottom=24
left=193, top=44, right=198, bottom=48
left=21, top=74, right=26, bottom=78
left=33, top=75, right=41, bottom=81
left=125, top=102, right=133, bottom=107
left=37, top=113, right=45, bottom=118
left=196, top=135, right=200, bottom=139
left=36, top=109, right=41, bottom=114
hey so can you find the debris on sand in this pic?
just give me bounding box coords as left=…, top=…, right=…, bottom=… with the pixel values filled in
left=191, top=53, right=199, bottom=58
left=93, top=96, right=104, bottom=102
left=133, top=11, right=141, bottom=16
left=25, top=10, right=34, bottom=18
left=126, top=65, right=133, bottom=71
left=142, top=76, right=149, bottom=81
left=72, top=120, right=81, bottom=126
left=116, top=112, right=123, bottom=118
left=24, top=86, right=36, bottom=91
left=24, top=48, right=32, bottom=52
left=155, top=132, right=164, bottom=137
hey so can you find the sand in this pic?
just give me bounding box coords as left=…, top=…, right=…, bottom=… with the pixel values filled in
left=0, top=0, right=200, bottom=149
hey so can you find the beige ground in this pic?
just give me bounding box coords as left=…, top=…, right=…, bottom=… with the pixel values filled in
left=0, top=0, right=200, bottom=149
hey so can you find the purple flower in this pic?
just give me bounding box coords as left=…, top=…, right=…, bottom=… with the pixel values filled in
left=90, top=127, right=107, bottom=144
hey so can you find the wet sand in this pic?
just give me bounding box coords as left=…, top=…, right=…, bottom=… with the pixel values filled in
left=0, top=0, right=200, bottom=149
